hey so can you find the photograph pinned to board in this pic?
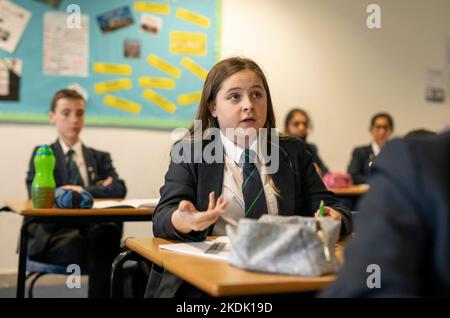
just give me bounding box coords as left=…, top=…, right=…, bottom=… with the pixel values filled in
left=140, top=13, right=163, bottom=35
left=124, top=39, right=141, bottom=59
left=97, top=6, right=134, bottom=33
left=0, top=58, right=22, bottom=101
left=43, top=12, right=89, bottom=77
left=34, top=0, right=61, bottom=8
left=425, top=69, right=446, bottom=103
left=0, top=0, right=31, bottom=54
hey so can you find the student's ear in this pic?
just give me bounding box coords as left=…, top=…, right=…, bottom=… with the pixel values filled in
left=208, top=102, right=217, bottom=118
left=49, top=111, right=56, bottom=125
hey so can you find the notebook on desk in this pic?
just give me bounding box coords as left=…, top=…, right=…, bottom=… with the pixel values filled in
left=92, top=198, right=159, bottom=209
left=159, top=236, right=232, bottom=261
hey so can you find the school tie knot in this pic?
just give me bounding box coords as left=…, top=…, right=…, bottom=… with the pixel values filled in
left=67, top=149, right=75, bottom=160
left=242, top=148, right=257, bottom=165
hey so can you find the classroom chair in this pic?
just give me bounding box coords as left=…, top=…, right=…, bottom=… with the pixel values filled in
left=25, top=258, right=88, bottom=298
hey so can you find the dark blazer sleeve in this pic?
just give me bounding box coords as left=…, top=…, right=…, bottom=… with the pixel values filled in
left=347, top=147, right=369, bottom=185
left=152, top=158, right=207, bottom=242
left=296, top=141, right=352, bottom=236
left=25, top=146, right=40, bottom=199
left=84, top=151, right=127, bottom=198
left=321, top=139, right=426, bottom=297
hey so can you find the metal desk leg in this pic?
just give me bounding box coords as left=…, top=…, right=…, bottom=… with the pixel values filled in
left=16, top=220, right=30, bottom=298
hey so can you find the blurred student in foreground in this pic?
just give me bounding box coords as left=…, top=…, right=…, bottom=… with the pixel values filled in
left=321, top=131, right=450, bottom=297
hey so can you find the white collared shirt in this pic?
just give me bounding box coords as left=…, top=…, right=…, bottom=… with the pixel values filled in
left=371, top=142, right=381, bottom=157
left=212, top=132, right=279, bottom=236
left=59, top=138, right=88, bottom=186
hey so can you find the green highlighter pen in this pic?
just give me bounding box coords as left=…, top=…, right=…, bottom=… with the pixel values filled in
left=319, top=200, right=325, bottom=217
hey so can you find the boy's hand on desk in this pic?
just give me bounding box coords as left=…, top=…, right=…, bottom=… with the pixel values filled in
left=171, top=192, right=229, bottom=234
left=314, top=206, right=342, bottom=222
left=61, top=185, right=84, bottom=192
left=100, top=176, right=113, bottom=186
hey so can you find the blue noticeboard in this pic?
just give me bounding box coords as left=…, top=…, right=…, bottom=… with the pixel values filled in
left=0, top=0, right=221, bottom=129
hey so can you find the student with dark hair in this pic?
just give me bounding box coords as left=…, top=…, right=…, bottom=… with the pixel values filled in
left=347, top=112, right=394, bottom=184
left=321, top=131, right=450, bottom=297
left=284, top=108, right=329, bottom=176
left=147, top=57, right=352, bottom=297
left=25, top=89, right=127, bottom=297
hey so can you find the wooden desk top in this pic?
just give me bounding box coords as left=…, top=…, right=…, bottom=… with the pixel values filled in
left=5, top=200, right=154, bottom=217
left=126, top=237, right=343, bottom=297
left=329, top=184, right=369, bottom=196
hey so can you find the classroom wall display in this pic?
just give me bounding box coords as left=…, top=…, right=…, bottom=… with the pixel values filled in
left=0, top=0, right=221, bottom=129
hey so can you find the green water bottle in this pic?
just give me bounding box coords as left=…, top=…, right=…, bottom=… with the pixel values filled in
left=31, top=145, right=56, bottom=208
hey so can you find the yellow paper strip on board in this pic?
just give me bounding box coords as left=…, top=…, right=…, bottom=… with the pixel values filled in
left=139, top=77, right=176, bottom=89
left=133, top=2, right=170, bottom=14
left=147, top=54, right=181, bottom=78
left=177, top=91, right=202, bottom=106
left=143, top=89, right=176, bottom=113
left=170, top=32, right=207, bottom=56
left=93, top=63, right=132, bottom=76
left=176, top=8, right=210, bottom=28
left=94, top=78, right=132, bottom=94
left=180, top=57, right=207, bottom=81
left=103, top=95, right=142, bottom=114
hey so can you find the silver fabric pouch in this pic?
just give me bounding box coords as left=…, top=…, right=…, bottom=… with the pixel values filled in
left=225, top=215, right=341, bottom=276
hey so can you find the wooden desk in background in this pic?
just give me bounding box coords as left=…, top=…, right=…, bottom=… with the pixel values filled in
left=4, top=200, right=154, bottom=299
left=329, top=184, right=369, bottom=210
left=121, top=237, right=344, bottom=297
left=329, top=184, right=369, bottom=197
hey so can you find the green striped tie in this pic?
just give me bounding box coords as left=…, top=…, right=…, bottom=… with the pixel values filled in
left=242, top=149, right=268, bottom=218
left=66, top=149, right=83, bottom=186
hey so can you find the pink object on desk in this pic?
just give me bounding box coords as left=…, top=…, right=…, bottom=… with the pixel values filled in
left=322, top=172, right=353, bottom=189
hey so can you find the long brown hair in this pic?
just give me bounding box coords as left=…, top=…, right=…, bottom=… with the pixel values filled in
left=187, top=57, right=276, bottom=138
left=184, top=57, right=283, bottom=196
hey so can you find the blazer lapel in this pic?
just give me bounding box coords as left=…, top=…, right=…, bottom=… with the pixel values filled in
left=52, top=140, right=68, bottom=185
left=271, top=145, right=296, bottom=215
left=198, top=161, right=224, bottom=211
left=82, top=145, right=97, bottom=185
left=198, top=136, right=224, bottom=237
left=367, top=144, right=374, bottom=157
left=197, top=135, right=224, bottom=211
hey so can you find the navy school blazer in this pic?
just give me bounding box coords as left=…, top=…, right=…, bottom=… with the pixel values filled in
left=347, top=144, right=374, bottom=185
left=153, top=136, right=352, bottom=242
left=322, top=131, right=450, bottom=297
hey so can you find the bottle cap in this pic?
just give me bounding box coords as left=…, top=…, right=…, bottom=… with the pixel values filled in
left=36, top=144, right=54, bottom=156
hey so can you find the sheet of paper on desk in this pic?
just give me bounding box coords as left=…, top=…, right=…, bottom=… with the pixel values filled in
left=92, top=198, right=159, bottom=209
left=159, top=236, right=231, bottom=261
